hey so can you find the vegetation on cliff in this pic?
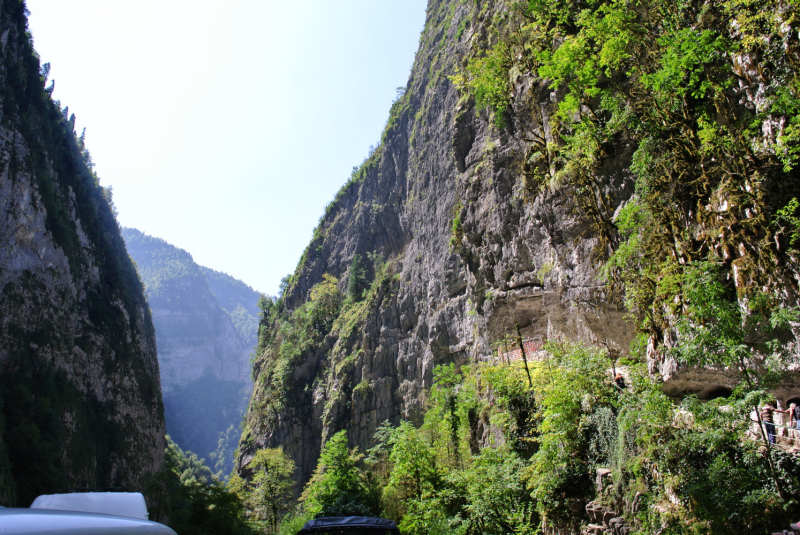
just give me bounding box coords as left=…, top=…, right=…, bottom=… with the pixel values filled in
left=440, top=0, right=800, bottom=531
left=0, top=0, right=163, bottom=505
left=236, top=0, right=800, bottom=534
left=455, top=0, right=800, bottom=345
left=241, top=254, right=396, bottom=454
left=147, top=436, right=254, bottom=535
left=266, top=347, right=798, bottom=534
left=202, top=265, right=262, bottom=343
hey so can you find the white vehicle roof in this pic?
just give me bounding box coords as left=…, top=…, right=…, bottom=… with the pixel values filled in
left=0, top=507, right=177, bottom=534
left=30, top=493, right=148, bottom=520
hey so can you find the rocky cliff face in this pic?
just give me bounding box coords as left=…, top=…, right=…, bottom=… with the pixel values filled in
left=0, top=0, right=164, bottom=506
left=202, top=265, right=262, bottom=345
left=123, top=229, right=254, bottom=393
left=122, top=228, right=257, bottom=469
left=239, top=0, right=636, bottom=489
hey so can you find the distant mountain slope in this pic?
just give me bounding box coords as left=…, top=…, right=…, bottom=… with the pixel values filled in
left=0, top=3, right=164, bottom=506
left=201, top=266, right=260, bottom=347
left=122, top=228, right=259, bottom=474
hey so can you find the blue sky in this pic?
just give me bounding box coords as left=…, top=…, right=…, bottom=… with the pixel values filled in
left=27, top=0, right=428, bottom=295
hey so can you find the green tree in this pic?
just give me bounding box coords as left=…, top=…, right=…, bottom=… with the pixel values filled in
left=397, top=498, right=455, bottom=535
left=257, top=294, right=275, bottom=319
left=301, top=431, right=377, bottom=517
left=449, top=447, right=536, bottom=535
left=309, top=274, right=342, bottom=329
left=385, top=421, right=438, bottom=503
left=523, top=342, right=616, bottom=524
left=147, top=436, right=253, bottom=535
left=230, top=447, right=295, bottom=532
left=209, top=424, right=240, bottom=479
left=347, top=254, right=367, bottom=301
left=250, top=448, right=295, bottom=532
left=427, top=364, right=465, bottom=468
left=670, top=262, right=797, bottom=391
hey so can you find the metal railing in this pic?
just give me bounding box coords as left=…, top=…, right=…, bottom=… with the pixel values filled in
left=747, top=418, right=800, bottom=444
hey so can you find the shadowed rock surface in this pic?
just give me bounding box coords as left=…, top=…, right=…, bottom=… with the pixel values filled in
left=0, top=1, right=164, bottom=506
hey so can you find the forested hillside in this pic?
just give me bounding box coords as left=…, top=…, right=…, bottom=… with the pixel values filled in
left=0, top=0, right=164, bottom=506
left=234, top=0, right=800, bottom=534
left=122, top=228, right=259, bottom=475
left=203, top=266, right=262, bottom=345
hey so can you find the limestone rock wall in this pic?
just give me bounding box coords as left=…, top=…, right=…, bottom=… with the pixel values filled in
left=122, top=227, right=257, bottom=466
left=239, top=0, right=636, bottom=490
left=120, top=231, right=253, bottom=395
left=0, top=0, right=164, bottom=506
left=153, top=297, right=251, bottom=392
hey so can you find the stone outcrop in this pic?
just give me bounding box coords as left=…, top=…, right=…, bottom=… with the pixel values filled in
left=239, top=0, right=636, bottom=489
left=581, top=469, right=636, bottom=535
left=583, top=503, right=633, bottom=535
left=0, top=0, right=164, bottom=506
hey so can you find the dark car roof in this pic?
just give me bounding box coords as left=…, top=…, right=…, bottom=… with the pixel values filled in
left=298, top=516, right=398, bottom=533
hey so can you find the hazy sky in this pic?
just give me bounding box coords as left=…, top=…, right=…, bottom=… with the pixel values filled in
left=26, top=0, right=428, bottom=295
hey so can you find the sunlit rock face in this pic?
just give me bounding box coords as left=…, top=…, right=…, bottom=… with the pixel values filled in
left=239, top=0, right=636, bottom=491
left=122, top=228, right=258, bottom=468
left=0, top=2, right=164, bottom=506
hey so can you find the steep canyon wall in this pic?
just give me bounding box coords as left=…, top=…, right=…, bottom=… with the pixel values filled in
left=239, top=0, right=637, bottom=489
left=0, top=0, right=164, bottom=506
left=122, top=228, right=258, bottom=470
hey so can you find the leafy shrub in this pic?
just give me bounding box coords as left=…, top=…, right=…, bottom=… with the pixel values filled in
left=229, top=447, right=295, bottom=531
left=147, top=437, right=253, bottom=535
left=347, top=254, right=367, bottom=301
left=301, top=431, right=379, bottom=518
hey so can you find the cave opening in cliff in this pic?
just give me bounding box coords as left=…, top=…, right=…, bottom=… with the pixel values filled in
left=698, top=385, right=733, bottom=401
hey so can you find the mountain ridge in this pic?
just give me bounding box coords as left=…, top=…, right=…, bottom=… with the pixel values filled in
left=122, top=227, right=259, bottom=473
